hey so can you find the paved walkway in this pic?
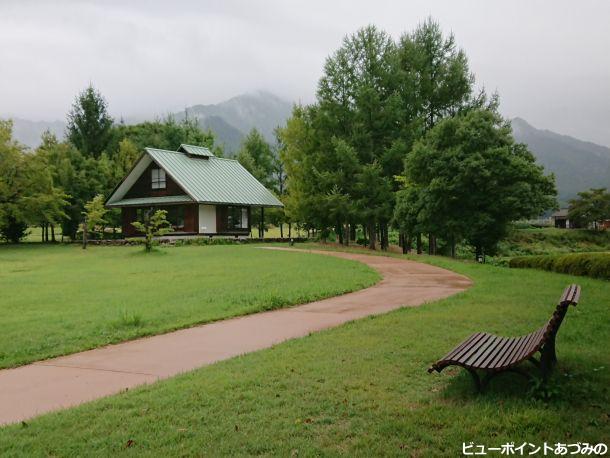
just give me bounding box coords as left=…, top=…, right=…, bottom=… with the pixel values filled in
left=0, top=248, right=471, bottom=426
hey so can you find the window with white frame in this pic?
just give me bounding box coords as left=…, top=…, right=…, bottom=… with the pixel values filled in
left=151, top=168, right=166, bottom=189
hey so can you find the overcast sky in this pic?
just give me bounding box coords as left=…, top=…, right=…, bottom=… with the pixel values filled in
left=1, top=0, right=609, bottom=146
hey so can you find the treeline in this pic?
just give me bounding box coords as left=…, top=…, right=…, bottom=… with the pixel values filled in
left=2, top=19, right=559, bottom=255
left=276, top=19, right=557, bottom=256
left=0, top=86, right=223, bottom=242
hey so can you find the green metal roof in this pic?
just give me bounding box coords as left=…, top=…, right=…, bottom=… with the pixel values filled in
left=145, top=148, right=283, bottom=207
left=107, top=195, right=193, bottom=207
left=178, top=144, right=214, bottom=157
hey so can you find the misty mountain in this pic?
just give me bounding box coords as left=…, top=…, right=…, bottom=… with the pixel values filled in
left=5, top=94, right=609, bottom=203
left=511, top=117, right=610, bottom=202
left=173, top=91, right=293, bottom=154
left=7, top=118, right=66, bottom=148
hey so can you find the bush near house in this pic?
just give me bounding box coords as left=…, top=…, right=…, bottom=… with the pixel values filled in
left=509, top=252, right=610, bottom=280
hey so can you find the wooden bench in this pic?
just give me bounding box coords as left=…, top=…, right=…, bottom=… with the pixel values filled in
left=428, top=284, right=581, bottom=391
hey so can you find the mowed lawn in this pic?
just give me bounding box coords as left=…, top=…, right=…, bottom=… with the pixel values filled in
left=0, top=248, right=608, bottom=456
left=0, top=244, right=379, bottom=369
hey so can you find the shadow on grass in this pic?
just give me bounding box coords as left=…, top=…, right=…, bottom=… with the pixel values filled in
left=438, top=357, right=607, bottom=407
left=126, top=247, right=169, bottom=257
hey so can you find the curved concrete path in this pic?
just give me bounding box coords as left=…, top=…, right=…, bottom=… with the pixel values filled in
left=0, top=248, right=471, bottom=426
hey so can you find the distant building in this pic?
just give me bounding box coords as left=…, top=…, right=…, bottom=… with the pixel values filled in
left=551, top=209, right=571, bottom=229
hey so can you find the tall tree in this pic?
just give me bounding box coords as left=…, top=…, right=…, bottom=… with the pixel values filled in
left=37, top=132, right=105, bottom=240
left=397, top=17, right=475, bottom=133
left=0, top=122, right=69, bottom=242
left=237, top=128, right=276, bottom=190
left=0, top=120, right=29, bottom=242
left=396, top=17, right=479, bottom=253
left=568, top=188, right=610, bottom=229
left=399, top=109, right=557, bottom=257
left=66, top=85, right=114, bottom=158
left=315, top=25, right=402, bottom=248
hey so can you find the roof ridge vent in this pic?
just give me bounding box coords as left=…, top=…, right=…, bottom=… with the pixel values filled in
left=178, top=144, right=214, bottom=159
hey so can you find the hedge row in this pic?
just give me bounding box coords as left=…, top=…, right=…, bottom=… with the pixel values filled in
left=509, top=252, right=610, bottom=280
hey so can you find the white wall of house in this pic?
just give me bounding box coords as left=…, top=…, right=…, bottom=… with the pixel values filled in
left=198, top=204, right=216, bottom=233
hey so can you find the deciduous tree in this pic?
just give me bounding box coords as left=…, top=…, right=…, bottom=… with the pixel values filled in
left=131, top=209, right=172, bottom=252
left=568, top=188, right=610, bottom=229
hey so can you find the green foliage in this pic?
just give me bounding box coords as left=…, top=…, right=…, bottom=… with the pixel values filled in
left=237, top=128, right=276, bottom=189
left=496, top=227, right=610, bottom=257
left=397, top=109, right=557, bottom=256
left=509, top=252, right=610, bottom=280
left=36, top=132, right=104, bottom=239
left=108, top=117, right=223, bottom=157
left=396, top=17, right=476, bottom=132
left=0, top=121, right=69, bottom=242
left=0, top=215, right=28, bottom=243
left=131, top=209, right=172, bottom=252
left=568, top=187, right=610, bottom=229
left=83, top=194, right=107, bottom=239
left=280, top=20, right=507, bottom=250
left=66, top=84, right=113, bottom=158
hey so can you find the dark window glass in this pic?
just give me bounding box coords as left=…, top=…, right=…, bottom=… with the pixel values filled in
left=166, top=206, right=185, bottom=230
left=226, top=206, right=248, bottom=230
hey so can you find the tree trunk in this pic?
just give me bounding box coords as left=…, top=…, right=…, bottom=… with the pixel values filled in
left=288, top=222, right=292, bottom=239
left=428, top=233, right=437, bottom=255
left=416, top=233, right=422, bottom=254
left=405, top=235, right=412, bottom=254
left=475, top=245, right=485, bottom=262
left=336, top=222, right=343, bottom=244
left=343, top=223, right=349, bottom=246
left=350, top=224, right=356, bottom=242
left=380, top=221, right=389, bottom=251
left=368, top=220, right=376, bottom=250
left=450, top=237, right=456, bottom=258
left=82, top=216, right=88, bottom=250
left=279, top=223, right=283, bottom=239
left=44, top=223, right=49, bottom=242
left=51, top=224, right=56, bottom=243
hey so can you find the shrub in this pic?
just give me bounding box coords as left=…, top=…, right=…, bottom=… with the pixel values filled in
left=509, top=252, right=610, bottom=280
left=0, top=216, right=28, bottom=243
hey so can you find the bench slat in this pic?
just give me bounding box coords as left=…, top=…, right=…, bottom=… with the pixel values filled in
left=453, top=334, right=494, bottom=364
left=492, top=335, right=525, bottom=369
left=479, top=337, right=512, bottom=369
left=462, top=335, right=502, bottom=367
left=447, top=333, right=490, bottom=363
left=441, top=333, right=481, bottom=361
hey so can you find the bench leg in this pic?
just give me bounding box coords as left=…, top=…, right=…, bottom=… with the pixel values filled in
left=467, top=367, right=532, bottom=393
left=539, top=342, right=557, bottom=382
left=466, top=368, right=482, bottom=392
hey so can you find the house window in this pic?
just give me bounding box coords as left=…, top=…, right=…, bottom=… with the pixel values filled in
left=151, top=168, right=166, bottom=189
left=166, top=206, right=185, bottom=231
left=226, top=206, right=248, bottom=230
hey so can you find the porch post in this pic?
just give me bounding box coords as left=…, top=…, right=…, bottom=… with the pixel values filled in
left=259, top=207, right=264, bottom=240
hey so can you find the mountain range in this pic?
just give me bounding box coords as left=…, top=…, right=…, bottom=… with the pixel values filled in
left=511, top=117, right=610, bottom=202
left=4, top=92, right=609, bottom=202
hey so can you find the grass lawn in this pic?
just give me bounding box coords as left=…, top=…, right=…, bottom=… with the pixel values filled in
left=0, top=244, right=379, bottom=369
left=0, top=246, right=608, bottom=456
